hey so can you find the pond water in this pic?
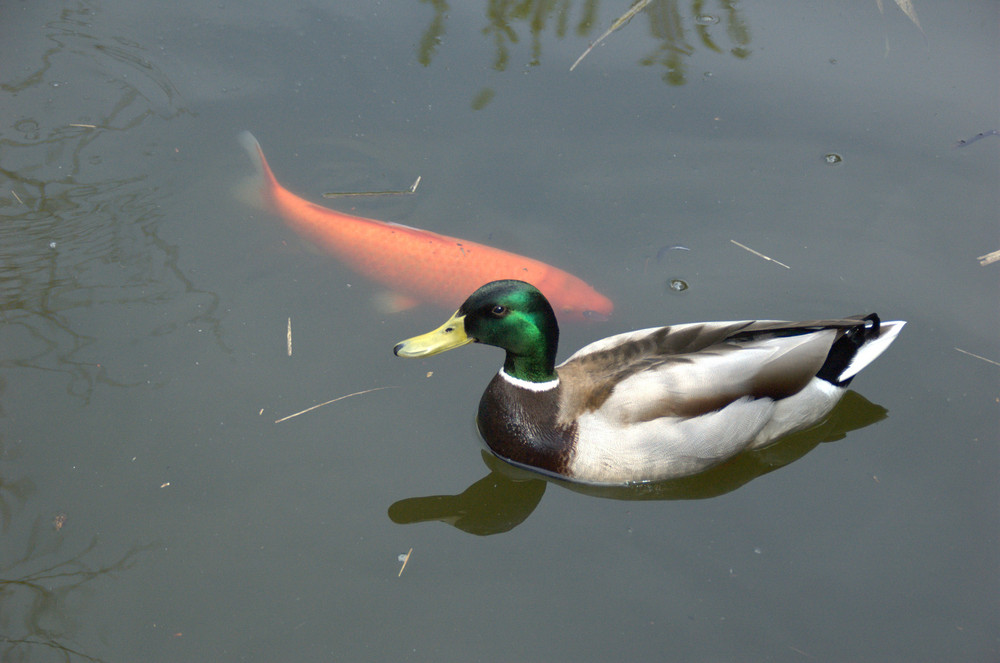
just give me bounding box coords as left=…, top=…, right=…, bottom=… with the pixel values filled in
left=1, top=1, right=997, bottom=660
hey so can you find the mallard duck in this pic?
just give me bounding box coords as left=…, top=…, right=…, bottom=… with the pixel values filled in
left=393, top=280, right=905, bottom=485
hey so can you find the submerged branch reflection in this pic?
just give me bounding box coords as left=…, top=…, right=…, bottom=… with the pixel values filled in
left=0, top=516, right=155, bottom=662
left=390, top=391, right=887, bottom=535
left=0, top=1, right=223, bottom=404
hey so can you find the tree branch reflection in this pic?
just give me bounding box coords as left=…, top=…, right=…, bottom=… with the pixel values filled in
left=0, top=516, right=156, bottom=662
left=0, top=1, right=224, bottom=405
left=417, top=0, right=751, bottom=95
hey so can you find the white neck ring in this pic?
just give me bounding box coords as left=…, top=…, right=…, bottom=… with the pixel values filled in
left=499, top=368, right=559, bottom=392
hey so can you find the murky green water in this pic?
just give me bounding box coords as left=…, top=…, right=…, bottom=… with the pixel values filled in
left=2, top=1, right=997, bottom=660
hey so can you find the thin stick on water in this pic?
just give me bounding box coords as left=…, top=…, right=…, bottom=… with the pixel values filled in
left=398, top=548, right=413, bottom=577
left=570, top=0, right=651, bottom=71
left=274, top=387, right=397, bottom=423
left=954, top=347, right=1000, bottom=368
left=323, top=176, right=421, bottom=198
left=730, top=239, right=791, bottom=269
left=286, top=317, right=292, bottom=356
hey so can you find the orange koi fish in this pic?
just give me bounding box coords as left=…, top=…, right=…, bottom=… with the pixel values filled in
left=239, top=132, right=613, bottom=321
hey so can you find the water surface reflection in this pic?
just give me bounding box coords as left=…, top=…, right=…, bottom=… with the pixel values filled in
left=390, top=390, right=887, bottom=535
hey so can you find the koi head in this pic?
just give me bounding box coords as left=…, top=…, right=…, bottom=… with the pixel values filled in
left=539, top=277, right=614, bottom=323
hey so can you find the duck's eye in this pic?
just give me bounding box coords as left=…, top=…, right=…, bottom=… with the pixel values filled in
left=490, top=305, right=507, bottom=317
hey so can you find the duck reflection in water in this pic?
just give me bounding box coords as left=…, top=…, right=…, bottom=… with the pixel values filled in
left=388, top=390, right=888, bottom=536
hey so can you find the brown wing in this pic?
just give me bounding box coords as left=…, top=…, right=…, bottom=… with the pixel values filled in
left=555, top=318, right=868, bottom=424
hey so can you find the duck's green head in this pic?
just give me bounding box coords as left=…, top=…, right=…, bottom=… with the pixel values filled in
left=393, top=280, right=560, bottom=382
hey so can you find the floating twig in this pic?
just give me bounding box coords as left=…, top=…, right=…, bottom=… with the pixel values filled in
left=323, top=176, right=421, bottom=198
left=398, top=548, right=413, bottom=577
left=10, top=190, right=23, bottom=205
left=570, top=0, right=651, bottom=71
left=68, top=123, right=98, bottom=129
left=730, top=240, right=791, bottom=269
left=286, top=317, right=293, bottom=356
left=274, top=386, right=397, bottom=423
left=954, top=347, right=1000, bottom=368
left=976, top=249, right=1000, bottom=266
left=787, top=644, right=816, bottom=659
left=955, top=129, right=999, bottom=148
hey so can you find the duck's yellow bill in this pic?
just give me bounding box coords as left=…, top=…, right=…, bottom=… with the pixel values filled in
left=393, top=311, right=472, bottom=358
